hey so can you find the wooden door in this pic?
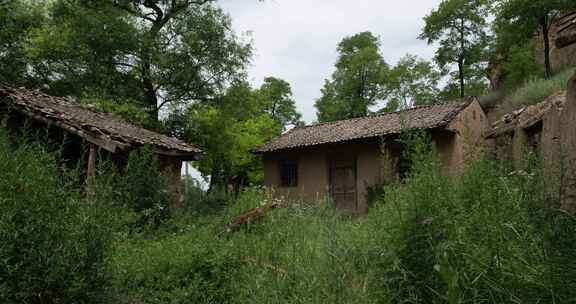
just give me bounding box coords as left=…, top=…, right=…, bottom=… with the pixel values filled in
left=329, top=157, right=357, bottom=213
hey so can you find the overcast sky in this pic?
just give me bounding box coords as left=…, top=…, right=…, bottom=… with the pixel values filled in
left=219, top=0, right=443, bottom=123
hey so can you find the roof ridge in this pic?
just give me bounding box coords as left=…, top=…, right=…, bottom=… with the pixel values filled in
left=294, top=98, right=475, bottom=130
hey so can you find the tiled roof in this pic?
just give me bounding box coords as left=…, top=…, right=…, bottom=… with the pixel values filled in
left=0, top=85, right=201, bottom=159
left=254, top=98, right=475, bottom=153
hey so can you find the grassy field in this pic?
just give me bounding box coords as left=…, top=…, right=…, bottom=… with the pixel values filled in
left=2, top=131, right=576, bottom=304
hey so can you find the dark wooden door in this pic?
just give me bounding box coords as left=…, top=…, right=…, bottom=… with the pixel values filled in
left=329, top=157, right=357, bottom=213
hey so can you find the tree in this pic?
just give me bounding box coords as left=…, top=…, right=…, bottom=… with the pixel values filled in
left=495, top=0, right=576, bottom=79
left=25, top=0, right=252, bottom=123
left=386, top=54, right=441, bottom=109
left=420, top=0, right=491, bottom=98
left=315, top=32, right=388, bottom=122
left=0, top=1, right=44, bottom=86
left=184, top=82, right=282, bottom=194
left=256, top=77, right=302, bottom=131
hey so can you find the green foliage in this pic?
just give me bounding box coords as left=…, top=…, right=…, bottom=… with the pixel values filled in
left=20, top=0, right=252, bottom=121
left=120, top=146, right=171, bottom=230
left=499, top=67, right=575, bottom=114
left=0, top=0, right=44, bottom=86
left=501, top=42, right=544, bottom=90
left=185, top=81, right=284, bottom=191
left=0, top=131, right=113, bottom=304
left=420, top=0, right=491, bottom=98
left=112, top=229, right=240, bottom=304
left=82, top=97, right=152, bottom=127
left=494, top=0, right=576, bottom=79
left=386, top=54, right=441, bottom=108
left=315, top=32, right=389, bottom=122
left=256, top=77, right=303, bottom=131
left=3, top=128, right=575, bottom=303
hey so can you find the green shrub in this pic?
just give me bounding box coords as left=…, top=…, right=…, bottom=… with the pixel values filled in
left=112, top=228, right=239, bottom=304
left=365, top=148, right=576, bottom=303
left=0, top=132, right=113, bottom=304
left=108, top=132, right=576, bottom=304
left=121, top=146, right=171, bottom=230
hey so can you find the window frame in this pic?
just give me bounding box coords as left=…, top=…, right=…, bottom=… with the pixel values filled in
left=279, top=159, right=298, bottom=188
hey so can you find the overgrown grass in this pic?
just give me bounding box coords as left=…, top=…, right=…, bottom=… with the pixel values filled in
left=498, top=67, right=575, bottom=114
left=2, top=129, right=575, bottom=303
left=111, top=143, right=576, bottom=303
left=0, top=131, right=114, bottom=303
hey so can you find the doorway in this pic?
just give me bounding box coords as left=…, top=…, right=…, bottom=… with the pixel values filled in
left=329, top=156, right=357, bottom=213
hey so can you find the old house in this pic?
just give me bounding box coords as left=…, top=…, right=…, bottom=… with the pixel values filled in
left=486, top=20, right=576, bottom=210
left=485, top=92, right=566, bottom=167
left=0, top=85, right=201, bottom=199
left=254, top=98, right=488, bottom=214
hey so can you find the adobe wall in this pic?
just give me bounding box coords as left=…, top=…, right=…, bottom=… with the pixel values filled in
left=558, top=72, right=576, bottom=209
left=443, top=100, right=491, bottom=175
left=262, top=139, right=385, bottom=214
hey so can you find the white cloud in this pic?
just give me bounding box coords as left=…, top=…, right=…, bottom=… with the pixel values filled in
left=219, top=0, right=443, bottom=122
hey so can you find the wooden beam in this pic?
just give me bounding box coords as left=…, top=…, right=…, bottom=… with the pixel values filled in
left=154, top=148, right=201, bottom=161
left=86, top=143, right=97, bottom=195
left=9, top=106, right=129, bottom=152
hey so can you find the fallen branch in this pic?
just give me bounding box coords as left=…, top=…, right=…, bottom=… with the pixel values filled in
left=224, top=202, right=281, bottom=233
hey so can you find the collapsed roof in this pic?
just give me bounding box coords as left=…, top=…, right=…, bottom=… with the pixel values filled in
left=485, top=91, right=566, bottom=139
left=254, top=98, right=476, bottom=153
left=0, top=85, right=201, bottom=160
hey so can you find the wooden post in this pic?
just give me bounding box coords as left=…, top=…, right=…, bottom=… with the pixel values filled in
left=86, top=143, right=97, bottom=194
left=184, top=161, right=189, bottom=197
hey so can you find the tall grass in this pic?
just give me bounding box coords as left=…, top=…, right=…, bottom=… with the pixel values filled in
left=111, top=136, right=576, bottom=303
left=0, top=131, right=114, bottom=304
left=2, top=128, right=574, bottom=303
left=499, top=68, right=575, bottom=114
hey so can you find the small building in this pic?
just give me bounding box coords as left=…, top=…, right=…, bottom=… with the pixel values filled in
left=485, top=15, right=576, bottom=210
left=485, top=91, right=566, bottom=168
left=254, top=98, right=489, bottom=214
left=0, top=85, right=201, bottom=199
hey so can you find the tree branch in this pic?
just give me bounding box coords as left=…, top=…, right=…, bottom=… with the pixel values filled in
left=113, top=2, right=156, bottom=22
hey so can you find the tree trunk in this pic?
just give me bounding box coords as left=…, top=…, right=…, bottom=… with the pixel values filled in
left=540, top=17, right=552, bottom=79
left=458, top=57, right=465, bottom=98
left=459, top=17, right=466, bottom=98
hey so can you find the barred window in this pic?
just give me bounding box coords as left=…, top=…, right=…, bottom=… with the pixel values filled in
left=280, top=160, right=298, bottom=187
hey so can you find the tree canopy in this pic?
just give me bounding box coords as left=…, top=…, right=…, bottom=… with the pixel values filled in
left=385, top=54, right=441, bottom=110
left=315, top=32, right=389, bottom=122
left=420, top=0, right=491, bottom=98
left=494, top=0, right=576, bottom=79
left=3, top=0, right=252, bottom=126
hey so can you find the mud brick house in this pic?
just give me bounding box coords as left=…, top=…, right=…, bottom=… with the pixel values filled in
left=486, top=18, right=576, bottom=210
left=254, top=98, right=489, bottom=214
left=0, top=85, right=201, bottom=198
left=485, top=92, right=566, bottom=168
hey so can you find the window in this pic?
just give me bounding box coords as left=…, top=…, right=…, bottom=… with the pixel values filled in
left=280, top=160, right=298, bottom=187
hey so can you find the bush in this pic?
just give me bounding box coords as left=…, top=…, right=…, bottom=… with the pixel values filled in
left=0, top=132, right=113, bottom=304
left=112, top=228, right=240, bottom=304
left=108, top=133, right=576, bottom=304
left=499, top=67, right=575, bottom=114
left=363, top=147, right=576, bottom=303
left=120, top=146, right=171, bottom=231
